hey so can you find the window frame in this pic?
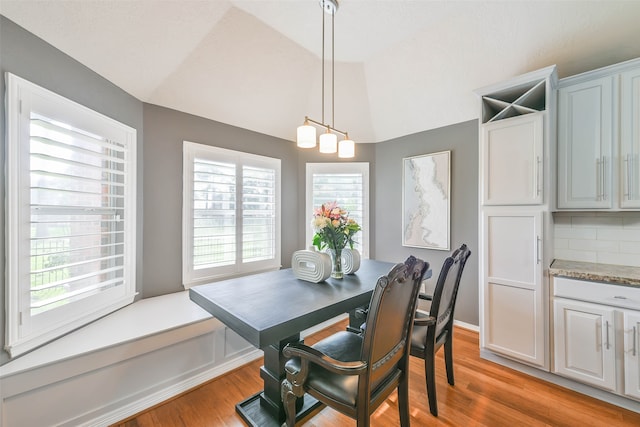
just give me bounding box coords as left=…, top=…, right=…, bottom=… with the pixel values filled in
left=305, top=162, right=370, bottom=258
left=182, top=141, right=281, bottom=288
left=5, top=73, right=137, bottom=358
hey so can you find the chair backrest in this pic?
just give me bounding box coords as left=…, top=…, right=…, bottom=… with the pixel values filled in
left=361, top=256, right=429, bottom=392
left=428, top=244, right=472, bottom=339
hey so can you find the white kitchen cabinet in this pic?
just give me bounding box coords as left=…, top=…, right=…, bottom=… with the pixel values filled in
left=621, top=67, right=640, bottom=208
left=481, top=209, right=546, bottom=367
left=481, top=113, right=544, bottom=205
left=554, top=298, right=617, bottom=391
left=553, top=276, right=640, bottom=400
left=625, top=311, right=640, bottom=400
left=557, top=58, right=640, bottom=210
left=557, top=76, right=614, bottom=209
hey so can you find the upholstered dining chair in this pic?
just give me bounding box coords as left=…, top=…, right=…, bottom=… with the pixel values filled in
left=410, top=243, right=471, bottom=417
left=280, top=256, right=429, bottom=427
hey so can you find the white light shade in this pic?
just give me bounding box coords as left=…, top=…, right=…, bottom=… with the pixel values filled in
left=338, top=138, right=355, bottom=158
left=319, top=131, right=338, bottom=153
left=297, top=124, right=316, bottom=148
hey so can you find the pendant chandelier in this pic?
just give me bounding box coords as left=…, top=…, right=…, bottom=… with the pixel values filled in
left=296, top=0, right=355, bottom=158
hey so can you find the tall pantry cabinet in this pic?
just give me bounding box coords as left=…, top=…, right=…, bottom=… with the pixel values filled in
left=475, top=66, right=557, bottom=370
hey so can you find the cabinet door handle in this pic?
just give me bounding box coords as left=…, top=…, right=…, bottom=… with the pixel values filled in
left=536, top=156, right=541, bottom=197
left=601, top=156, right=607, bottom=201
left=605, top=320, right=610, bottom=350
left=634, top=326, right=637, bottom=357
left=624, top=154, right=631, bottom=200
left=536, top=236, right=541, bottom=265
left=596, top=158, right=602, bottom=201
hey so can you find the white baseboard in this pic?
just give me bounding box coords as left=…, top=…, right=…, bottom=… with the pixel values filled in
left=454, top=319, right=479, bottom=332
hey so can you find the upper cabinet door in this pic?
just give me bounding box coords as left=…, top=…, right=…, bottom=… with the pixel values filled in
left=621, top=68, right=640, bottom=208
left=482, top=113, right=544, bottom=205
left=557, top=76, right=614, bottom=209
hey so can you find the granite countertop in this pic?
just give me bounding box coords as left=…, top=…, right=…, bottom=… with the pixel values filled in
left=550, top=259, right=640, bottom=287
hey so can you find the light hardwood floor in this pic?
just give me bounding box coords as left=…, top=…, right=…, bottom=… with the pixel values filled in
left=113, top=321, right=640, bottom=426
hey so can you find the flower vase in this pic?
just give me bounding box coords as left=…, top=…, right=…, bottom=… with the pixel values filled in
left=328, top=248, right=344, bottom=279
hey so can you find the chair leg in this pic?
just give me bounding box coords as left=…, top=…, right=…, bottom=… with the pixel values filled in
left=444, top=337, right=455, bottom=386
left=425, top=355, right=438, bottom=417
left=355, top=399, right=371, bottom=427
left=398, top=377, right=411, bottom=427
left=281, top=379, right=297, bottom=427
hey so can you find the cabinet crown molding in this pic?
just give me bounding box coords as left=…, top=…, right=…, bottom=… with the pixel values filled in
left=558, top=57, right=640, bottom=88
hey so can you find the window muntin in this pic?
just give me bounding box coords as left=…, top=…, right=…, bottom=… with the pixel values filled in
left=6, top=73, right=137, bottom=357
left=183, top=142, right=281, bottom=287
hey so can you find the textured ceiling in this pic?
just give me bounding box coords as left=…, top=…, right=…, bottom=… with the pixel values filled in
left=2, top=0, right=640, bottom=143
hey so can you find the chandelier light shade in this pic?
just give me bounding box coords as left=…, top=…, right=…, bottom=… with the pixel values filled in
left=295, top=0, right=355, bottom=158
left=297, top=119, right=317, bottom=148
left=338, top=137, right=355, bottom=158
left=319, top=129, right=338, bottom=153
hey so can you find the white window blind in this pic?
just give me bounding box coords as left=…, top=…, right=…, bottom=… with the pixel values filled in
left=306, top=163, right=369, bottom=257
left=5, top=73, right=137, bottom=357
left=183, top=142, right=281, bottom=287
left=192, top=158, right=237, bottom=269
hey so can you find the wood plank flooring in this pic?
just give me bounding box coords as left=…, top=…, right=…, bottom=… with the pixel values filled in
left=113, top=321, right=640, bottom=426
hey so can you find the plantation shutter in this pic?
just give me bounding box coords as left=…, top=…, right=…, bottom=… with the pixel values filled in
left=29, top=113, right=128, bottom=315
left=311, top=173, right=364, bottom=229
left=5, top=73, right=137, bottom=357
left=183, top=142, right=281, bottom=287
left=192, top=158, right=237, bottom=269
left=308, top=163, right=369, bottom=257
left=242, top=165, right=277, bottom=263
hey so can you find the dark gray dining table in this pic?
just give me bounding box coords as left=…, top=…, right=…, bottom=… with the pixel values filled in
left=190, top=259, right=427, bottom=426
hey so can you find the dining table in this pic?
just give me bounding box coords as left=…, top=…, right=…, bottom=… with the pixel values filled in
left=189, top=258, right=429, bottom=426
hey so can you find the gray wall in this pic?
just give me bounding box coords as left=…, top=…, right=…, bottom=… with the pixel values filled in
left=0, top=16, right=144, bottom=364
left=374, top=121, right=479, bottom=325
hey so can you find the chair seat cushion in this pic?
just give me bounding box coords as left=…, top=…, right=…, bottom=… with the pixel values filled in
left=285, top=331, right=363, bottom=407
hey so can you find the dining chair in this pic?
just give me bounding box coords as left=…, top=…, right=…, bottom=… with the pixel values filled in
left=410, top=243, right=471, bottom=417
left=280, top=256, right=429, bottom=427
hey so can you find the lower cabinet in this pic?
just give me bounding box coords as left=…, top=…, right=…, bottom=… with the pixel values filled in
left=554, top=298, right=617, bottom=391
left=553, top=276, right=640, bottom=401
left=625, top=311, right=640, bottom=400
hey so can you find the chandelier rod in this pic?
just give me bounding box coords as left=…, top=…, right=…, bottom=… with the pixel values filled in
left=332, top=9, right=335, bottom=128
left=304, top=116, right=348, bottom=137
left=321, top=4, right=325, bottom=125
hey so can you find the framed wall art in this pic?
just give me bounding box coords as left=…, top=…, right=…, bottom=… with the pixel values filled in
left=402, top=150, right=450, bottom=250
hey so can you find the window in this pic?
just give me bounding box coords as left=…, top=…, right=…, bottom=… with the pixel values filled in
left=182, top=142, right=281, bottom=287
left=306, top=163, right=369, bottom=258
left=5, top=73, right=137, bottom=357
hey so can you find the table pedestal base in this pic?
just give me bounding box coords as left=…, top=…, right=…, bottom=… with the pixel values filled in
left=236, top=392, right=324, bottom=427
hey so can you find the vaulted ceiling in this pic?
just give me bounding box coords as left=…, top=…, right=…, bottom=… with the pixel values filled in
left=2, top=0, right=640, bottom=143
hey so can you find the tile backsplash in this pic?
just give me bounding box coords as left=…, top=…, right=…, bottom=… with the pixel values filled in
left=553, top=212, right=640, bottom=267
